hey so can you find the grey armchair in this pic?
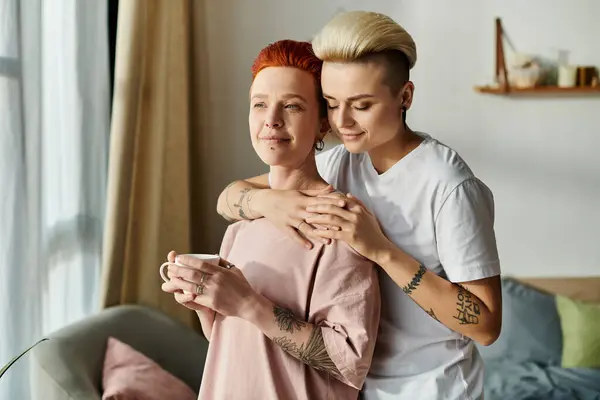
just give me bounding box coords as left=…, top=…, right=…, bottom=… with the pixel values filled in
left=30, top=304, right=208, bottom=400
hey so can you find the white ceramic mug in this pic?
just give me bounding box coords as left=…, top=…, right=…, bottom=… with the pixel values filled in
left=160, top=254, right=220, bottom=294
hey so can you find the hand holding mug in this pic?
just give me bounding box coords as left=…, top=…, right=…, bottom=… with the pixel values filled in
left=166, top=253, right=259, bottom=320
left=160, top=251, right=219, bottom=313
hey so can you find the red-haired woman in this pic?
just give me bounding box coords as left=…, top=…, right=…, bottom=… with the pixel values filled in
left=161, top=40, right=381, bottom=400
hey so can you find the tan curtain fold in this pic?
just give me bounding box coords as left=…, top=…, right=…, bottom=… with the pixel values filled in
left=100, top=0, right=200, bottom=331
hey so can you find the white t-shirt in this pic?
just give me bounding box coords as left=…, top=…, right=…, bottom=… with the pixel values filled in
left=315, top=133, right=501, bottom=400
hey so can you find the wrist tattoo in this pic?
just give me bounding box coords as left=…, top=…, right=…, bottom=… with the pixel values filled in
left=402, top=264, right=427, bottom=295
left=273, top=325, right=340, bottom=377
left=234, top=188, right=251, bottom=219
left=273, top=306, right=306, bottom=333
left=453, top=284, right=481, bottom=325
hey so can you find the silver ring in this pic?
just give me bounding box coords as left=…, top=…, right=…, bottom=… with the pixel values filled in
left=297, top=220, right=307, bottom=230
left=195, top=284, right=205, bottom=295
left=199, top=272, right=206, bottom=284
left=223, top=262, right=234, bottom=270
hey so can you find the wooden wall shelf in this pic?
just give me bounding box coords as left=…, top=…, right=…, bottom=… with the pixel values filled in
left=476, top=18, right=599, bottom=98
left=474, top=86, right=600, bottom=96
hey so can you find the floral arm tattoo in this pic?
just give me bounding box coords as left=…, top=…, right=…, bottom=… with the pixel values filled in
left=271, top=306, right=341, bottom=377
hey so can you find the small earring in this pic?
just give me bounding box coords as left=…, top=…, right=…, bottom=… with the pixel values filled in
left=315, top=139, right=325, bottom=151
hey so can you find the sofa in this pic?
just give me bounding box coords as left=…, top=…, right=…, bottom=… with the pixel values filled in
left=30, top=304, right=208, bottom=400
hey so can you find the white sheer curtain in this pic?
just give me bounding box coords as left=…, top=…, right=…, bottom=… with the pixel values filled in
left=0, top=0, right=109, bottom=397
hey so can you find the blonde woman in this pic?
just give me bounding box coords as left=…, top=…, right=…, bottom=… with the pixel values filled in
left=216, top=11, right=502, bottom=400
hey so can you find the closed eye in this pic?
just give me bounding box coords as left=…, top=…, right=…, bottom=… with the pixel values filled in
left=354, top=103, right=371, bottom=111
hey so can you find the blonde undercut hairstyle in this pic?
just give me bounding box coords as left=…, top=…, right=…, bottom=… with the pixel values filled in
left=312, top=11, right=417, bottom=96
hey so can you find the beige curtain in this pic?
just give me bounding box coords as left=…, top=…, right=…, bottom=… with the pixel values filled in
left=100, top=0, right=200, bottom=331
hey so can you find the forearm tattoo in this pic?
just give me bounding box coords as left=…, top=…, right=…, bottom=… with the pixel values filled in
left=272, top=307, right=341, bottom=377
left=402, top=264, right=427, bottom=295
left=453, top=284, right=481, bottom=325
left=233, top=188, right=251, bottom=219
left=273, top=326, right=341, bottom=377
left=273, top=306, right=306, bottom=333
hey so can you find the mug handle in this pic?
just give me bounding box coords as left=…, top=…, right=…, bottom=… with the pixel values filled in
left=159, top=262, right=174, bottom=283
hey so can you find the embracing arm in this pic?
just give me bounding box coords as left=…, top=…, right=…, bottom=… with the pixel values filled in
left=216, top=175, right=269, bottom=222
left=375, top=179, right=502, bottom=345
left=216, top=175, right=345, bottom=248
left=377, top=251, right=501, bottom=345
left=307, top=179, right=502, bottom=346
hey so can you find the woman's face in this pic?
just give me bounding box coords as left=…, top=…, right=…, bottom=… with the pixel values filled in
left=249, top=67, right=325, bottom=168
left=321, top=60, right=413, bottom=154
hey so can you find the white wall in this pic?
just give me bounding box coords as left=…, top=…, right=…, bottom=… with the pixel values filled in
left=198, top=0, right=600, bottom=277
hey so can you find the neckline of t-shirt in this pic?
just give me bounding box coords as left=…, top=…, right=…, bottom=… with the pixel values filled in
left=361, top=132, right=433, bottom=181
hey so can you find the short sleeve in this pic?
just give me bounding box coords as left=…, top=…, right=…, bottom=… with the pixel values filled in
left=435, top=178, right=501, bottom=282
left=309, top=242, right=381, bottom=389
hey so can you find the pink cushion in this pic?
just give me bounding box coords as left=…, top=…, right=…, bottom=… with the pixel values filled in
left=102, top=336, right=197, bottom=400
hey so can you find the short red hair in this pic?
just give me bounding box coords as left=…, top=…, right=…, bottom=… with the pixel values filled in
left=251, top=40, right=326, bottom=116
